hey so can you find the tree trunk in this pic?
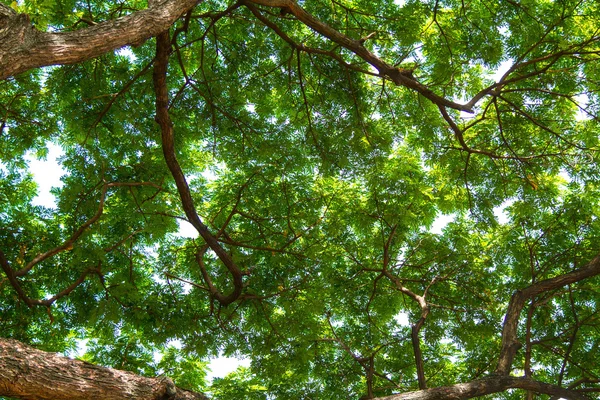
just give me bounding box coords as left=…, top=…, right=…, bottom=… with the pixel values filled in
left=0, top=338, right=208, bottom=400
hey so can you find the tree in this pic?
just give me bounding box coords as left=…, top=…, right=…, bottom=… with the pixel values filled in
left=1, top=0, right=600, bottom=398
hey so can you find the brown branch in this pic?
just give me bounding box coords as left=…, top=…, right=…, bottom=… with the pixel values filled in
left=87, top=60, right=155, bottom=139
left=373, top=376, right=590, bottom=400
left=243, top=1, right=377, bottom=77
left=0, top=337, right=208, bottom=400
left=495, top=253, right=600, bottom=375
left=15, top=181, right=157, bottom=277
left=0, top=249, right=99, bottom=308
left=214, top=172, right=256, bottom=239
left=164, top=272, right=208, bottom=291
left=246, top=0, right=473, bottom=112
left=195, top=245, right=243, bottom=306
left=558, top=287, right=581, bottom=385
left=103, top=229, right=143, bottom=253
left=438, top=105, right=538, bottom=161
left=153, top=29, right=243, bottom=307
left=383, top=270, right=430, bottom=390
left=0, top=249, right=37, bottom=307
left=0, top=181, right=162, bottom=308
left=15, top=183, right=109, bottom=277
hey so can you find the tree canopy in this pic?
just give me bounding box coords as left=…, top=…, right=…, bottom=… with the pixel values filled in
left=1, top=0, right=600, bottom=399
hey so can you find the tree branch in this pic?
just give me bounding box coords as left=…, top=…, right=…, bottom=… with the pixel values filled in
left=495, top=253, right=600, bottom=375
left=0, top=0, right=200, bottom=80
left=245, top=0, right=473, bottom=112
left=153, top=29, right=244, bottom=307
left=383, top=270, right=431, bottom=390
left=373, top=376, right=590, bottom=400
left=0, top=337, right=208, bottom=400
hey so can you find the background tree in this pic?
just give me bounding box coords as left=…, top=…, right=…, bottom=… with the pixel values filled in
left=1, top=0, right=600, bottom=399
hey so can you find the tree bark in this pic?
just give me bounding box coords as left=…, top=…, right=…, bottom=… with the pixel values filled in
left=0, top=0, right=199, bottom=80
left=374, top=376, right=590, bottom=400
left=153, top=30, right=244, bottom=306
left=0, top=338, right=208, bottom=400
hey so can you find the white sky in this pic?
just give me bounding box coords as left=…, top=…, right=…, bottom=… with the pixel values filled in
left=207, top=356, right=251, bottom=380
left=26, top=142, right=65, bottom=208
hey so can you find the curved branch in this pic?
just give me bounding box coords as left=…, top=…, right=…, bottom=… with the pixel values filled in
left=14, top=183, right=109, bottom=277
left=196, top=245, right=243, bottom=306
left=243, top=1, right=378, bottom=77
left=0, top=250, right=99, bottom=308
left=495, top=253, right=600, bottom=375
left=153, top=30, right=243, bottom=307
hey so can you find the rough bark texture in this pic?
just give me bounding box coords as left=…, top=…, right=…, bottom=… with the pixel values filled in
left=0, top=0, right=199, bottom=80
left=0, top=338, right=208, bottom=400
left=375, top=376, right=590, bottom=400
left=0, top=335, right=588, bottom=400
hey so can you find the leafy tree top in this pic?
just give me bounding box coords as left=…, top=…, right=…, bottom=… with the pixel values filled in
left=1, top=0, right=600, bottom=399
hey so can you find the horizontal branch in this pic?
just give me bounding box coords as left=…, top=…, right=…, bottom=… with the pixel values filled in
left=374, top=376, right=590, bottom=400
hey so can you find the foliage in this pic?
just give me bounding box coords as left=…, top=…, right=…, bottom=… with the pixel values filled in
left=1, top=0, right=600, bottom=399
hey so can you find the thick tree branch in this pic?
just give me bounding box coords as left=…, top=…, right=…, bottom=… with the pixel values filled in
left=0, top=337, right=590, bottom=400
left=0, top=337, right=208, bottom=400
left=0, top=0, right=200, bottom=80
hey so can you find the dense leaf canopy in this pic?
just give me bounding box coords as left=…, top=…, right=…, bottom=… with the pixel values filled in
left=1, top=0, right=600, bottom=399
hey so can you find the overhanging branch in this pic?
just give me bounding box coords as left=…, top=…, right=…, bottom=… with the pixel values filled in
left=0, top=0, right=200, bottom=80
left=245, top=0, right=473, bottom=112
left=153, top=30, right=244, bottom=307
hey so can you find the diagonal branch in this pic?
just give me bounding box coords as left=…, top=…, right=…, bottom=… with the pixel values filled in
left=373, top=376, right=591, bottom=400
left=383, top=270, right=432, bottom=390
left=14, top=184, right=109, bottom=277
left=0, top=249, right=100, bottom=308
left=0, top=181, right=156, bottom=308
left=153, top=29, right=243, bottom=307
left=0, top=337, right=208, bottom=400
left=0, top=0, right=200, bottom=80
